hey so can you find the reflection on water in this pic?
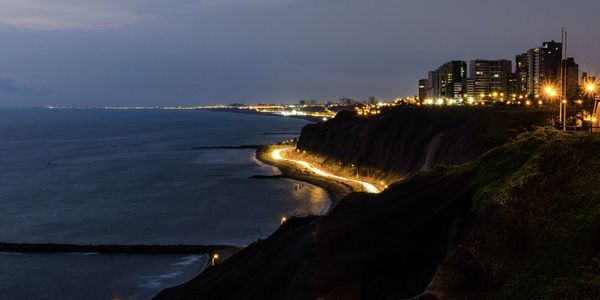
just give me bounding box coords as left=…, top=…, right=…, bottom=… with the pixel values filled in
left=309, top=185, right=329, bottom=213
left=290, top=180, right=330, bottom=216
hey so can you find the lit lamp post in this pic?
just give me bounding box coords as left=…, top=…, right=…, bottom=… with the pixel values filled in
left=543, top=85, right=558, bottom=126
left=545, top=86, right=557, bottom=98
left=211, top=253, right=219, bottom=266
left=585, top=82, right=597, bottom=132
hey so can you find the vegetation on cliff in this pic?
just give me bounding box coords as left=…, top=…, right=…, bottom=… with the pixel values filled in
left=421, top=128, right=600, bottom=299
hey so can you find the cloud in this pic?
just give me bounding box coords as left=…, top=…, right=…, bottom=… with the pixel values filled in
left=0, top=77, right=51, bottom=96
left=0, top=0, right=292, bottom=30
left=0, top=0, right=151, bottom=30
left=194, top=0, right=294, bottom=8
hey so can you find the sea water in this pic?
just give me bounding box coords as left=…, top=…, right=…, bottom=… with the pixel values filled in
left=0, top=108, right=329, bottom=299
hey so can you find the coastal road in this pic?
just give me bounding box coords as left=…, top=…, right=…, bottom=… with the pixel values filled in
left=271, top=148, right=381, bottom=193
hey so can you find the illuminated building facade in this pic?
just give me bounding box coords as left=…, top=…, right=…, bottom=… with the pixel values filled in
left=515, top=53, right=529, bottom=96
left=424, top=61, right=466, bottom=101
left=469, top=59, right=512, bottom=101
left=438, top=61, right=467, bottom=99
left=516, top=41, right=562, bottom=98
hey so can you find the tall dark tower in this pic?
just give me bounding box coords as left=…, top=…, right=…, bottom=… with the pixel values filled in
left=515, top=53, right=529, bottom=97
left=418, top=79, right=428, bottom=101
left=541, top=40, right=562, bottom=85
left=561, top=57, right=579, bottom=102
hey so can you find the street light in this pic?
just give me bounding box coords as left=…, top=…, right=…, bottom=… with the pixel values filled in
left=586, top=83, right=596, bottom=93
left=543, top=84, right=559, bottom=126
left=544, top=86, right=557, bottom=98
left=211, top=253, right=219, bottom=266
left=584, top=80, right=597, bottom=132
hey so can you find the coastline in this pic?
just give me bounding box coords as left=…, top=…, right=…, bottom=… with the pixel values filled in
left=150, top=146, right=351, bottom=298
left=254, top=146, right=354, bottom=211
left=203, top=107, right=325, bottom=123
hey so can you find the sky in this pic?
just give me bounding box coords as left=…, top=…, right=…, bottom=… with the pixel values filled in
left=1, top=0, right=600, bottom=106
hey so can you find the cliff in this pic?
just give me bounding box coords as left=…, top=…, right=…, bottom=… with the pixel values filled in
left=156, top=109, right=600, bottom=299
left=417, top=128, right=600, bottom=299
left=297, top=107, right=548, bottom=177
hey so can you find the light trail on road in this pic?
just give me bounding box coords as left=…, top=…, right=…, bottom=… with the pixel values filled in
left=271, top=148, right=381, bottom=193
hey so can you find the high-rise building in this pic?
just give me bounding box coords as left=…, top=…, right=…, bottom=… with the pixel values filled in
left=469, top=59, right=512, bottom=101
left=526, top=47, right=542, bottom=97
left=423, top=61, right=467, bottom=101
left=515, top=53, right=529, bottom=96
left=418, top=79, right=428, bottom=101
left=507, top=72, right=519, bottom=100
left=561, top=57, right=579, bottom=101
left=438, top=61, right=467, bottom=99
left=517, top=40, right=563, bottom=98
left=427, top=70, right=440, bottom=100
left=541, top=40, right=562, bottom=84
left=453, top=81, right=466, bottom=99
left=466, top=79, right=475, bottom=99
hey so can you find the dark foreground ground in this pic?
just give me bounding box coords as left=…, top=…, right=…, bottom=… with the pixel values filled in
left=156, top=128, right=600, bottom=299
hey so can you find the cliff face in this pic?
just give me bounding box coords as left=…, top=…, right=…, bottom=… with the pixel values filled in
left=418, top=128, right=600, bottom=299
left=297, top=107, right=548, bottom=177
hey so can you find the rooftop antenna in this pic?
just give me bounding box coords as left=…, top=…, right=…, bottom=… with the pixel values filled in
left=558, top=28, right=566, bottom=129
left=563, top=29, right=568, bottom=130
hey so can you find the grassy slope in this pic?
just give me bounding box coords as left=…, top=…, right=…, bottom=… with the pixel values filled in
left=422, top=128, right=600, bottom=299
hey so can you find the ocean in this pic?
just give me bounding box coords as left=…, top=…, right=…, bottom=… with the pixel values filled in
left=0, top=108, right=329, bottom=299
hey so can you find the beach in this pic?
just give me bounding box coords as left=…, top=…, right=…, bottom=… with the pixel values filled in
left=254, top=146, right=356, bottom=210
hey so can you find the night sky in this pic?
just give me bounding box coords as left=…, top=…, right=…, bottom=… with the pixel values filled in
left=1, top=0, right=599, bottom=106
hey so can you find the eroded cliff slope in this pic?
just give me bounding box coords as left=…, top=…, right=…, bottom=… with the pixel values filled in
left=297, top=107, right=547, bottom=176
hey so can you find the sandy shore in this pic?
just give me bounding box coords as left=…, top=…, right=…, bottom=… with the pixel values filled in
left=255, top=146, right=355, bottom=210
